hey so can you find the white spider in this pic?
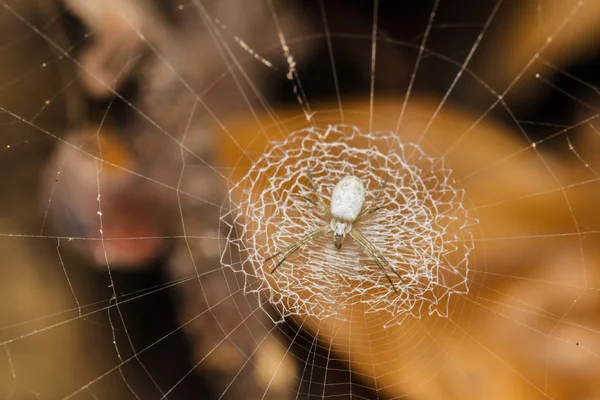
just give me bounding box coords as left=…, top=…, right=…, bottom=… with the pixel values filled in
left=265, top=171, right=406, bottom=293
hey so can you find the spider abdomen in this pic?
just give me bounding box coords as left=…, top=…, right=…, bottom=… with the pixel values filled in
left=330, top=175, right=366, bottom=221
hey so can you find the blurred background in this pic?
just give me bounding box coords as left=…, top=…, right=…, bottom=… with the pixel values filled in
left=1, top=0, right=600, bottom=399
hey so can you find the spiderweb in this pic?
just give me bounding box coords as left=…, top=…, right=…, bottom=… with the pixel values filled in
left=222, top=124, right=474, bottom=326
left=1, top=0, right=600, bottom=399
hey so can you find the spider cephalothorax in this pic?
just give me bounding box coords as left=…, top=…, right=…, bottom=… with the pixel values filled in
left=265, top=172, right=406, bottom=293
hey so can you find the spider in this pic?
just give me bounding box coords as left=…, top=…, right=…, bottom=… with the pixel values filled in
left=265, top=171, right=406, bottom=294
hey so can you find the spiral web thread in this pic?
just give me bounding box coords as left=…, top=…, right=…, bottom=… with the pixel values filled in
left=221, top=124, right=476, bottom=327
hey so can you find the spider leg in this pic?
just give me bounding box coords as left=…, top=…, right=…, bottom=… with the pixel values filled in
left=295, top=193, right=331, bottom=220
left=349, top=229, right=406, bottom=293
left=306, top=169, right=320, bottom=194
left=350, top=235, right=399, bottom=294
left=361, top=205, right=384, bottom=217
left=266, top=225, right=331, bottom=273
left=372, top=255, right=399, bottom=294
left=370, top=176, right=389, bottom=204
left=300, top=194, right=318, bottom=207
left=356, top=177, right=389, bottom=221
left=305, top=170, right=332, bottom=219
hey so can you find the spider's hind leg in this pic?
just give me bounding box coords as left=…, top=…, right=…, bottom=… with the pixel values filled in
left=357, top=177, right=389, bottom=220
left=306, top=169, right=321, bottom=196
left=302, top=170, right=331, bottom=219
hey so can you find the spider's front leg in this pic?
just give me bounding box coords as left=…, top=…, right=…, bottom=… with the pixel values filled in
left=265, top=225, right=331, bottom=273
left=349, top=229, right=406, bottom=294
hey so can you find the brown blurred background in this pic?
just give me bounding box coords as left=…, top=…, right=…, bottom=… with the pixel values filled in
left=1, top=0, right=600, bottom=399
